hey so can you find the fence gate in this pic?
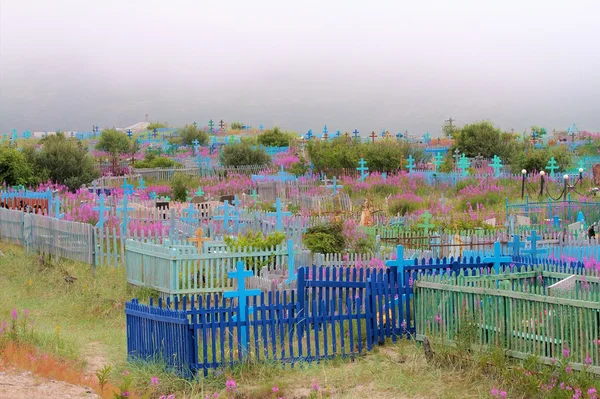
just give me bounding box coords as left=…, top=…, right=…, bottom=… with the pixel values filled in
left=365, top=269, right=411, bottom=349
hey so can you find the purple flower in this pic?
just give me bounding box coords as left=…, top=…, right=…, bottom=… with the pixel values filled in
left=122, top=391, right=130, bottom=397
left=499, top=391, right=507, bottom=398
left=122, top=370, right=130, bottom=376
left=272, top=386, right=279, bottom=393
left=562, top=347, right=570, bottom=358
left=491, top=387, right=499, bottom=396
left=167, top=395, right=175, bottom=399
left=11, top=309, right=17, bottom=320
left=150, top=376, right=159, bottom=386
left=23, top=309, right=29, bottom=316
left=311, top=381, right=320, bottom=391
left=586, top=355, right=592, bottom=366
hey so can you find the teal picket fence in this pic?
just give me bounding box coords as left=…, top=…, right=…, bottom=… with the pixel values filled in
left=125, top=239, right=294, bottom=297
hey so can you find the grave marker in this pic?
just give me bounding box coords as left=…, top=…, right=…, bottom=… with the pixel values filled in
left=223, top=261, right=261, bottom=356
left=356, top=158, right=369, bottom=181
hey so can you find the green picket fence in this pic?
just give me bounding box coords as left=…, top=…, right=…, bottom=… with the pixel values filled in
left=415, top=265, right=600, bottom=374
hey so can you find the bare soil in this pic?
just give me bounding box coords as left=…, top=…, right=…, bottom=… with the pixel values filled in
left=0, top=369, right=99, bottom=399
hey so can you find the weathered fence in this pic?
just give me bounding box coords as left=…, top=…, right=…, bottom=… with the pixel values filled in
left=125, top=239, right=294, bottom=297
left=414, top=265, right=600, bottom=374
left=0, top=208, right=94, bottom=264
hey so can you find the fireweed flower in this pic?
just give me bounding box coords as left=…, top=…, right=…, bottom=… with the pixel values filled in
left=150, top=376, right=159, bottom=386
left=226, top=379, right=237, bottom=392
left=272, top=386, right=279, bottom=393
left=562, top=347, right=570, bottom=358
left=11, top=309, right=17, bottom=320
left=311, top=381, right=320, bottom=391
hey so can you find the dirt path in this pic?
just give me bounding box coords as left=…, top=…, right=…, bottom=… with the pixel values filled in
left=0, top=370, right=99, bottom=399
left=83, top=342, right=109, bottom=375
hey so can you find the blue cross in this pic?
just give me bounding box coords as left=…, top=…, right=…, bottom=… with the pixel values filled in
left=422, top=132, right=431, bottom=143
left=122, top=178, right=134, bottom=197
left=482, top=241, right=512, bottom=273
left=380, top=129, right=386, bottom=138
left=149, top=191, right=157, bottom=200
left=335, top=130, right=341, bottom=138
left=323, top=125, right=328, bottom=134
left=53, top=196, right=64, bottom=219
left=396, top=132, right=403, bottom=141
left=577, top=159, right=585, bottom=172
left=223, top=261, right=261, bottom=356
left=352, top=129, right=360, bottom=140
left=259, top=124, right=263, bottom=131
left=385, top=245, right=415, bottom=288
left=214, top=200, right=233, bottom=232
left=195, top=187, right=205, bottom=197
left=305, top=129, right=313, bottom=140
left=267, top=198, right=291, bottom=231
left=507, top=234, right=525, bottom=256
left=406, top=155, right=415, bottom=175
left=522, top=230, right=548, bottom=258
left=147, top=132, right=151, bottom=140
left=546, top=157, right=559, bottom=178
left=433, top=152, right=443, bottom=171
left=181, top=203, right=199, bottom=224
left=577, top=211, right=586, bottom=228
left=382, top=172, right=387, bottom=181
left=356, top=158, right=369, bottom=181
left=327, top=176, right=343, bottom=195
left=92, top=194, right=110, bottom=229
left=152, top=129, right=158, bottom=139
left=488, top=155, right=503, bottom=177
left=127, top=129, right=132, bottom=138
left=137, top=177, right=146, bottom=190
left=457, top=154, right=470, bottom=177
left=117, top=195, right=134, bottom=235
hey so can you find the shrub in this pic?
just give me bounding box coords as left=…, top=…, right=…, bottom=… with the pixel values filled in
left=224, top=231, right=286, bottom=271
left=146, top=122, right=168, bottom=130
left=257, top=127, right=294, bottom=147
left=303, top=223, right=346, bottom=254
left=31, top=134, right=99, bottom=190
left=177, top=124, right=209, bottom=146
left=229, top=121, right=244, bottom=130
left=169, top=172, right=190, bottom=202
left=220, top=142, right=270, bottom=167
left=0, top=145, right=36, bottom=186
left=133, top=153, right=178, bottom=169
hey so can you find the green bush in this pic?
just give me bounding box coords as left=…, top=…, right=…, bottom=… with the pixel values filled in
left=229, top=122, right=245, bottom=130
left=289, top=159, right=309, bottom=176
left=169, top=172, right=190, bottom=202
left=302, top=223, right=346, bottom=254
left=307, top=139, right=425, bottom=173
left=388, top=197, right=423, bottom=216
left=133, top=153, right=178, bottom=169
left=146, top=122, right=168, bottom=130
left=33, top=134, right=99, bottom=190
left=257, top=127, right=294, bottom=147
left=224, top=231, right=286, bottom=271
left=220, top=142, right=271, bottom=167
left=177, top=125, right=209, bottom=146
left=515, top=146, right=571, bottom=174
left=0, top=145, right=36, bottom=186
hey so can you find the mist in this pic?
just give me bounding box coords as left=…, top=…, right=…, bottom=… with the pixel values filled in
left=1, top=0, right=599, bottom=136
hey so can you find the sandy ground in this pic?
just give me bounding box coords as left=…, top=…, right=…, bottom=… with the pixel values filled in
left=0, top=370, right=99, bottom=399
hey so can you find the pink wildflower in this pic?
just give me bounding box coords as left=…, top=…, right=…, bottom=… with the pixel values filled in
left=272, top=386, right=279, bottom=393
left=226, top=378, right=237, bottom=392
left=562, top=347, right=570, bottom=358
left=122, top=392, right=130, bottom=397
left=491, top=387, right=499, bottom=396
left=585, top=355, right=592, bottom=366
left=23, top=309, right=29, bottom=316
left=122, top=370, right=130, bottom=376
left=150, top=376, right=159, bottom=386
left=311, top=381, right=320, bottom=391
left=11, top=309, right=17, bottom=320
left=167, top=395, right=176, bottom=399
left=499, top=391, right=507, bottom=398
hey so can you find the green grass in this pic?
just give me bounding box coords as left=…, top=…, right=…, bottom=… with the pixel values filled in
left=1, top=241, right=597, bottom=398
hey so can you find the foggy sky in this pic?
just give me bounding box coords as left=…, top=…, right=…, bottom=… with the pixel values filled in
left=1, top=0, right=599, bottom=136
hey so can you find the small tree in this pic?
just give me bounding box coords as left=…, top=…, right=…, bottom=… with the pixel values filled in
left=0, top=145, right=36, bottom=186
left=96, top=129, right=131, bottom=171
left=35, top=133, right=99, bottom=190
left=178, top=124, right=209, bottom=146
left=170, top=172, right=189, bottom=202
left=257, top=127, right=293, bottom=147
left=220, top=142, right=270, bottom=167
